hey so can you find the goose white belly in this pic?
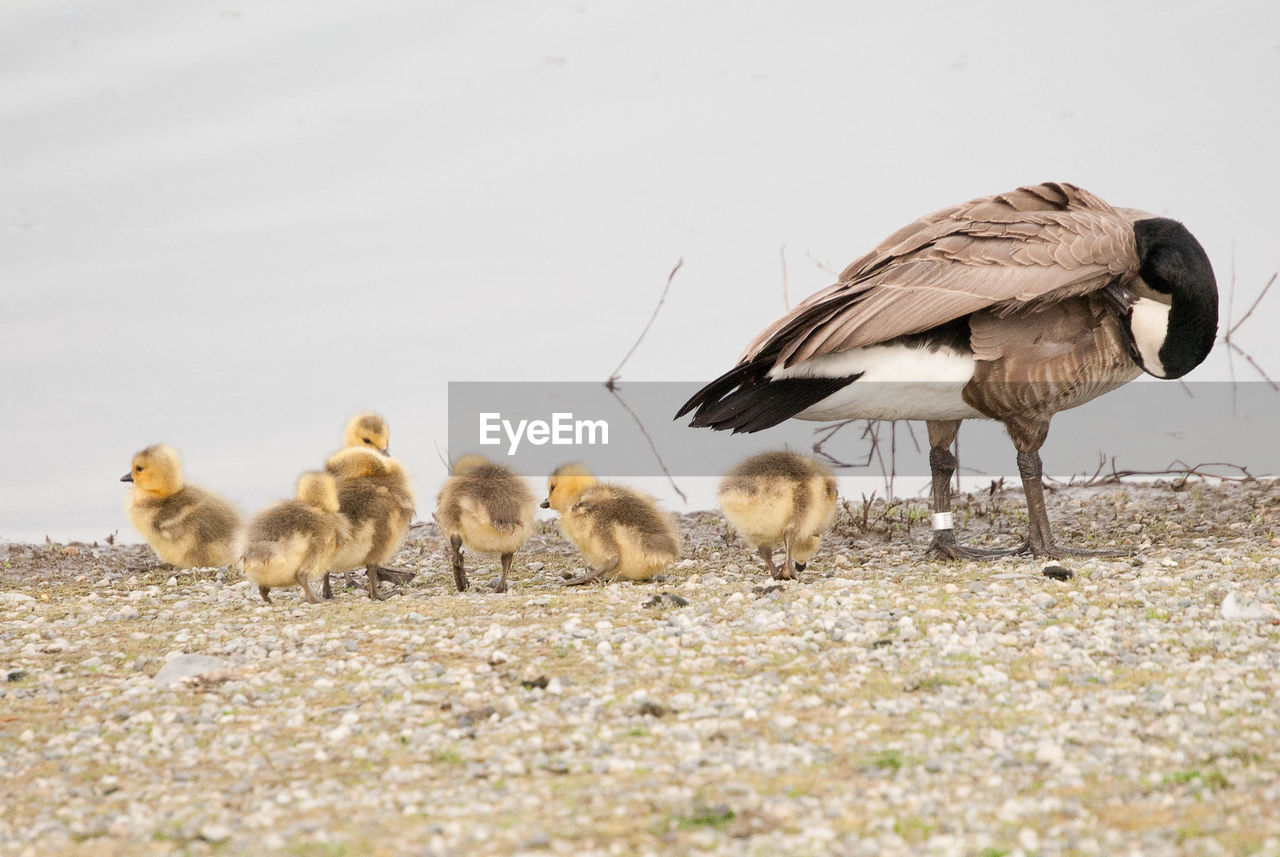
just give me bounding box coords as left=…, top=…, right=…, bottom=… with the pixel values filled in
left=771, top=343, right=988, bottom=422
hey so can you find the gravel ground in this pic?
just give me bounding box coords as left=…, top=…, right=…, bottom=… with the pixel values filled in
left=3, top=480, right=1280, bottom=857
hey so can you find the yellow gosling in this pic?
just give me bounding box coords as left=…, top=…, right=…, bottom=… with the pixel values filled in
left=341, top=412, right=390, bottom=455
left=240, top=471, right=346, bottom=604
left=122, top=444, right=239, bottom=568
left=541, top=464, right=680, bottom=585
left=323, top=446, right=415, bottom=600
left=718, top=450, right=837, bottom=580
left=436, top=454, right=537, bottom=593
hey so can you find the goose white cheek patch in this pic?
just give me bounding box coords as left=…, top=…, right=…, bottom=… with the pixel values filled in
left=1130, top=298, right=1170, bottom=378
left=931, top=512, right=954, bottom=532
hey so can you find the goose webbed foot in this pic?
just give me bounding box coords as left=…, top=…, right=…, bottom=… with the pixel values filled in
left=1028, top=540, right=1129, bottom=560
left=927, top=530, right=1029, bottom=560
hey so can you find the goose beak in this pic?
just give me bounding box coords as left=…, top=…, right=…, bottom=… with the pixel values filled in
left=120, top=472, right=134, bottom=483
left=379, top=447, right=390, bottom=457
left=539, top=499, right=550, bottom=509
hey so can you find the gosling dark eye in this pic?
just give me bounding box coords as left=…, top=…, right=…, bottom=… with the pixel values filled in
left=135, top=466, right=144, bottom=472
left=363, top=438, right=372, bottom=445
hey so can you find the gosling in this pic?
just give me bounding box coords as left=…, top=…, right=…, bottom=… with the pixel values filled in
left=717, top=451, right=838, bottom=580
left=121, top=444, right=240, bottom=568
left=540, top=464, right=680, bottom=585
left=323, top=446, right=416, bottom=600
left=326, top=412, right=413, bottom=589
left=436, top=454, right=537, bottom=593
left=241, top=471, right=346, bottom=604
left=342, top=412, right=390, bottom=455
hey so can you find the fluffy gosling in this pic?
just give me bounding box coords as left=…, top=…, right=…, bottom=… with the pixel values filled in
left=541, top=464, right=680, bottom=585
left=324, top=446, right=416, bottom=600
left=435, top=454, right=537, bottom=593
left=342, top=412, right=390, bottom=455
left=718, top=450, right=837, bottom=580
left=122, top=444, right=240, bottom=568
left=241, top=471, right=346, bottom=604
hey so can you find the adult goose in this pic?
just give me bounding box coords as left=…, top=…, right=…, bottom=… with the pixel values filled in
left=676, top=182, right=1218, bottom=558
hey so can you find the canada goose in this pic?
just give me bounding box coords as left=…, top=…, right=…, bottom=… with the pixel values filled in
left=435, top=454, right=537, bottom=593
left=718, top=451, right=838, bottom=579
left=541, top=464, right=681, bottom=585
left=678, top=182, right=1218, bottom=558
left=342, top=412, right=390, bottom=455
left=241, top=471, right=346, bottom=604
left=121, top=444, right=240, bottom=567
left=323, top=447, right=416, bottom=600
left=326, top=413, right=413, bottom=589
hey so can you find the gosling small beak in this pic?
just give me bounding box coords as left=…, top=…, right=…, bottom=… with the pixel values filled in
left=120, top=472, right=134, bottom=483
left=539, top=499, right=550, bottom=509
left=379, top=447, right=390, bottom=457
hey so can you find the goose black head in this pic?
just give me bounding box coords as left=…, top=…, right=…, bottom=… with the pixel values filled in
left=1131, top=218, right=1218, bottom=379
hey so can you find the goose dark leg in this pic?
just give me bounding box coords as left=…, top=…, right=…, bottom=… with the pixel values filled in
left=925, top=419, right=1026, bottom=559
left=495, top=552, right=513, bottom=593
left=259, top=585, right=272, bottom=604
left=1016, top=449, right=1128, bottom=558
left=449, top=535, right=468, bottom=592
left=322, top=573, right=334, bottom=600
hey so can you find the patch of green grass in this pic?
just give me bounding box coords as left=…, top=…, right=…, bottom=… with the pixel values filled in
left=976, top=849, right=1011, bottom=857
left=869, top=749, right=905, bottom=772
left=1163, top=768, right=1229, bottom=790
left=892, top=816, right=936, bottom=842
left=1145, top=608, right=1170, bottom=622
left=433, top=748, right=462, bottom=765
left=623, top=725, right=649, bottom=738
left=286, top=843, right=349, bottom=857
left=675, top=803, right=734, bottom=831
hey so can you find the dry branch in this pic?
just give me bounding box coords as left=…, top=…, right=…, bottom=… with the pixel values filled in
left=604, top=259, right=687, bottom=503
left=606, top=258, right=683, bottom=391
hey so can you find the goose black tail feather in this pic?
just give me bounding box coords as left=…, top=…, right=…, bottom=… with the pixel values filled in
left=676, top=359, right=862, bottom=434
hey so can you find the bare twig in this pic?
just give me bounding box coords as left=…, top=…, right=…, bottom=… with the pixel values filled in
left=606, top=258, right=683, bottom=390
left=1104, top=459, right=1258, bottom=488
left=604, top=259, right=687, bottom=503
left=812, top=419, right=876, bottom=469
left=1226, top=340, right=1280, bottom=391
left=812, top=418, right=903, bottom=498
left=1220, top=268, right=1280, bottom=411
left=433, top=438, right=451, bottom=473
left=605, top=388, right=687, bottom=503
left=1228, top=272, right=1277, bottom=337
left=1043, top=453, right=1112, bottom=490
left=805, top=251, right=839, bottom=277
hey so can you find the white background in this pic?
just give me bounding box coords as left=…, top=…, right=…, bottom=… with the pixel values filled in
left=4, top=1, right=1278, bottom=541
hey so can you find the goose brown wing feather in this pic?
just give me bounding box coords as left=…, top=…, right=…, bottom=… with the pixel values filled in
left=741, top=183, right=1141, bottom=370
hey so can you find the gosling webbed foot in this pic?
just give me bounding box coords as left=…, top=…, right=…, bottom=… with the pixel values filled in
left=377, top=566, right=415, bottom=586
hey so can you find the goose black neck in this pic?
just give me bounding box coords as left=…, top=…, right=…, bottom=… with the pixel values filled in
left=1132, top=217, right=1218, bottom=378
